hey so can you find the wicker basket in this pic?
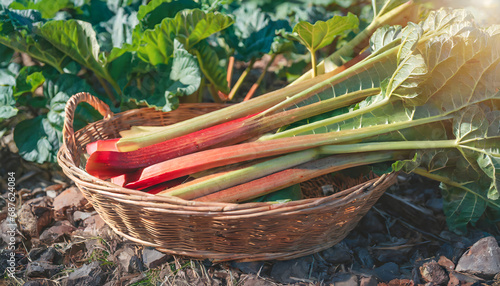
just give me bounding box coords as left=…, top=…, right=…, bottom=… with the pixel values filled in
left=57, top=92, right=397, bottom=262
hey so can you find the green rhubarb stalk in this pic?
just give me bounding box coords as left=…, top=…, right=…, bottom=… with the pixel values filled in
left=163, top=149, right=320, bottom=200
left=194, top=151, right=400, bottom=203
left=227, top=58, right=256, bottom=101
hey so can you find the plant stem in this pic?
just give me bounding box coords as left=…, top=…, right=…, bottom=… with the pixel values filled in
left=208, top=83, right=222, bottom=103
left=412, top=167, right=500, bottom=209
left=244, top=54, right=276, bottom=101
left=96, top=76, right=119, bottom=107
left=318, top=140, right=458, bottom=154
left=311, top=49, right=318, bottom=78
left=194, top=151, right=399, bottom=203
left=227, top=58, right=256, bottom=101
left=163, top=149, right=320, bottom=199
left=263, top=96, right=390, bottom=140
left=261, top=46, right=398, bottom=117
left=227, top=56, right=235, bottom=88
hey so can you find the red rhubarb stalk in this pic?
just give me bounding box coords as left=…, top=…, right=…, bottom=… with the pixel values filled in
left=86, top=112, right=261, bottom=179
left=86, top=138, right=120, bottom=155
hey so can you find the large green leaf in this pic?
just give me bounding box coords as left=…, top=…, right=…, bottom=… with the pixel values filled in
left=137, top=9, right=232, bottom=66
left=0, top=86, right=17, bottom=122
left=0, top=62, right=17, bottom=86
left=137, top=0, right=199, bottom=30
left=174, top=9, right=233, bottom=50
left=192, top=40, right=228, bottom=94
left=440, top=180, right=488, bottom=234
left=125, top=40, right=201, bottom=111
left=44, top=73, right=102, bottom=130
left=222, top=7, right=290, bottom=61
left=288, top=13, right=358, bottom=54
left=36, top=20, right=111, bottom=82
left=14, top=115, right=62, bottom=163
left=8, top=0, right=83, bottom=19
left=13, top=65, right=58, bottom=98
left=0, top=43, right=13, bottom=67
left=0, top=8, right=69, bottom=72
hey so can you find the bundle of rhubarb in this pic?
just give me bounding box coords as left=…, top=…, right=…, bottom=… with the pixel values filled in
left=85, top=8, right=500, bottom=232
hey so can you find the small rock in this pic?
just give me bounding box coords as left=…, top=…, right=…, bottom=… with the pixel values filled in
left=45, top=190, right=58, bottom=199
left=437, top=256, right=455, bottom=272
left=448, top=271, right=482, bottom=286
left=53, top=186, right=88, bottom=219
left=456, top=236, right=500, bottom=278
left=78, top=214, right=113, bottom=238
left=373, top=262, right=400, bottom=282
left=321, top=243, right=352, bottom=265
left=40, top=247, right=62, bottom=264
left=359, top=210, right=386, bottom=233
left=17, top=197, right=52, bottom=238
left=231, top=261, right=265, bottom=274
left=39, top=221, right=76, bottom=245
left=359, top=275, right=378, bottom=286
left=26, top=261, right=63, bottom=278
left=142, top=248, right=169, bottom=269
left=29, top=247, right=62, bottom=264
left=270, top=256, right=314, bottom=284
left=65, top=261, right=108, bottom=286
left=374, top=248, right=410, bottom=264
left=425, top=198, right=443, bottom=213
left=73, top=211, right=94, bottom=223
left=355, top=247, right=374, bottom=268
left=28, top=247, right=47, bottom=261
left=114, top=246, right=135, bottom=273
left=419, top=260, right=448, bottom=285
left=328, top=273, right=358, bottom=286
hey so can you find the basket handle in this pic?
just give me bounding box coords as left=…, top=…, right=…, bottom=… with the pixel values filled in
left=63, top=92, right=114, bottom=165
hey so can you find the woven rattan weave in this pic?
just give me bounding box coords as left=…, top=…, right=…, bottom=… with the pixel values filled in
left=57, top=92, right=397, bottom=262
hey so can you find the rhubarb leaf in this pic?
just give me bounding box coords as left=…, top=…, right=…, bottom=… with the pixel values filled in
left=8, top=0, right=81, bottom=19
left=137, top=9, right=233, bottom=65
left=44, top=73, right=102, bottom=130
left=369, top=25, right=402, bottom=53
left=137, top=19, right=176, bottom=65
left=125, top=40, right=200, bottom=111
left=14, top=115, right=62, bottom=163
left=192, top=40, right=229, bottom=94
left=223, top=7, right=290, bottom=61
left=0, top=8, right=69, bottom=72
left=440, top=180, right=488, bottom=234
left=288, top=13, right=358, bottom=54
left=36, top=20, right=107, bottom=80
left=137, top=0, right=199, bottom=30
left=14, top=65, right=58, bottom=98
left=174, top=9, right=233, bottom=50
left=0, top=86, right=17, bottom=122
